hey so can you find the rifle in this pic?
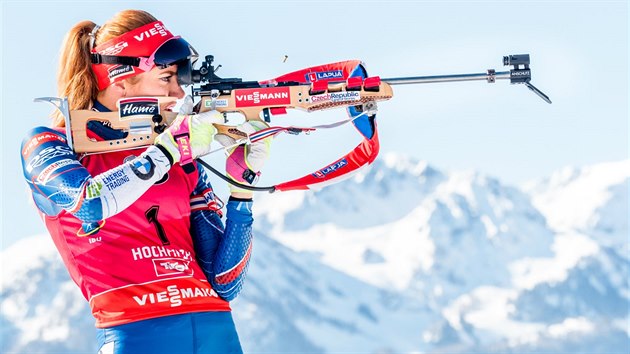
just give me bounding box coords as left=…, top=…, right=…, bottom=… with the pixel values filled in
left=36, top=54, right=550, bottom=192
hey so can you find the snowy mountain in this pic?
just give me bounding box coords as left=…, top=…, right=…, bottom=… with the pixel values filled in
left=2, top=156, right=628, bottom=353
left=1, top=236, right=95, bottom=353
left=255, top=154, right=554, bottom=298
left=524, top=160, right=629, bottom=250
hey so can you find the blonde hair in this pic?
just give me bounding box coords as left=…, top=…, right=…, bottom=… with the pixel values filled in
left=53, top=10, right=157, bottom=127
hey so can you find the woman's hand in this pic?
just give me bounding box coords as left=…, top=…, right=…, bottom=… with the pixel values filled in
left=215, top=121, right=272, bottom=199
left=154, top=103, right=224, bottom=165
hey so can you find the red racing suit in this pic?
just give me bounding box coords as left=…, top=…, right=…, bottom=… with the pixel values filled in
left=21, top=114, right=254, bottom=328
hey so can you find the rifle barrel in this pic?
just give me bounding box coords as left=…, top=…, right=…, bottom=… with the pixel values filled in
left=382, top=71, right=511, bottom=85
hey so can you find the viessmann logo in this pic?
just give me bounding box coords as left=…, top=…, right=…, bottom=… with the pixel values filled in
left=133, top=284, right=219, bottom=308
left=235, top=87, right=291, bottom=107
left=21, top=132, right=67, bottom=158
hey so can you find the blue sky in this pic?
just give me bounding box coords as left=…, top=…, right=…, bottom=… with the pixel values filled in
left=1, top=0, right=628, bottom=249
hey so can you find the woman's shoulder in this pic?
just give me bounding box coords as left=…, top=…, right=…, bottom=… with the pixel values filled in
left=21, top=125, right=68, bottom=149
left=21, top=126, right=74, bottom=171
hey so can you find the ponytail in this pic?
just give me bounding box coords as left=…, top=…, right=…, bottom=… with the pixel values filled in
left=53, top=10, right=158, bottom=127
left=53, top=21, right=99, bottom=127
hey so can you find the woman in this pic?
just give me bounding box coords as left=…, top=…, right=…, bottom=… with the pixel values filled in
left=20, top=9, right=269, bottom=353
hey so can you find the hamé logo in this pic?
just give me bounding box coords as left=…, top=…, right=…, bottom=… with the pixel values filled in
left=118, top=97, right=159, bottom=120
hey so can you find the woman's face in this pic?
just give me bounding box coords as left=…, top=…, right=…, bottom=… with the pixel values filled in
left=124, top=64, right=185, bottom=106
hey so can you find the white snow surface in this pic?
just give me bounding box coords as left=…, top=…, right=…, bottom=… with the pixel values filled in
left=2, top=156, right=628, bottom=353
left=524, top=160, right=629, bottom=248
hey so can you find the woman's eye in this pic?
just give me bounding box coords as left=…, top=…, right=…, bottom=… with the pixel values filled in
left=160, top=76, right=172, bottom=82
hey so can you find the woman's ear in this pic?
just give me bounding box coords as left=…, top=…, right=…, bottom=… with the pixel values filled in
left=112, top=81, right=126, bottom=97
left=95, top=81, right=127, bottom=111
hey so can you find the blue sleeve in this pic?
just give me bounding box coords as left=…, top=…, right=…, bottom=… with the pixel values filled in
left=20, top=127, right=172, bottom=227
left=190, top=162, right=254, bottom=301
left=21, top=127, right=104, bottom=222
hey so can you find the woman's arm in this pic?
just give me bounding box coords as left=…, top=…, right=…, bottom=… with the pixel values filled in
left=190, top=162, right=254, bottom=301
left=21, top=127, right=172, bottom=222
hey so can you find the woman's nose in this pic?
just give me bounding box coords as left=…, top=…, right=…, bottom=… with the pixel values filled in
left=170, top=83, right=185, bottom=99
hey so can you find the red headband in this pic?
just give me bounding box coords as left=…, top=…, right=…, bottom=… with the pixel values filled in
left=91, top=21, right=176, bottom=90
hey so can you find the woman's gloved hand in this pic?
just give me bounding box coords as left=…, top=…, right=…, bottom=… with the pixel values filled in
left=154, top=96, right=224, bottom=166
left=215, top=121, right=272, bottom=197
